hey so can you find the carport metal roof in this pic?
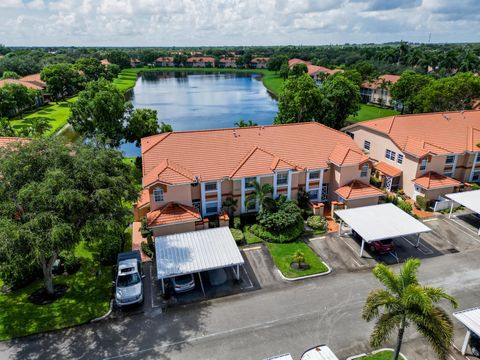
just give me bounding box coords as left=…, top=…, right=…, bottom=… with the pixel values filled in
left=453, top=306, right=480, bottom=355
left=154, top=227, right=245, bottom=280
left=446, top=190, right=480, bottom=214
left=335, top=203, right=432, bottom=242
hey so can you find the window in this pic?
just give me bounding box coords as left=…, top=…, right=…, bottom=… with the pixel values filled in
left=363, top=140, right=371, bottom=151
left=444, top=170, right=453, bottom=177
left=397, top=154, right=403, bottom=164
left=308, top=189, right=319, bottom=200
left=204, top=182, right=217, bottom=192
left=276, top=173, right=288, bottom=186
left=360, top=164, right=369, bottom=177
left=205, top=202, right=218, bottom=214
left=153, top=187, right=164, bottom=202
left=419, top=158, right=428, bottom=172
left=245, top=200, right=257, bottom=211
left=321, top=184, right=329, bottom=202
left=244, top=177, right=256, bottom=190
left=385, top=149, right=396, bottom=161
left=472, top=170, right=480, bottom=182
left=309, top=170, right=320, bottom=180
left=445, top=155, right=455, bottom=164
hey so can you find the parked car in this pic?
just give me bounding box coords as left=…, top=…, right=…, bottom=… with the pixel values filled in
left=300, top=345, right=339, bottom=360
left=351, top=230, right=396, bottom=253
left=171, top=274, right=195, bottom=293
left=470, top=332, right=480, bottom=357
left=114, top=251, right=144, bottom=307
left=208, top=268, right=227, bottom=286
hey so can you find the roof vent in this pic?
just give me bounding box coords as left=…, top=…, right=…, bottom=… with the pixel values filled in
left=233, top=130, right=238, bottom=138
left=442, top=114, right=450, bottom=121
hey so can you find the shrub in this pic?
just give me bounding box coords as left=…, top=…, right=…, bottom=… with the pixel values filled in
left=233, top=216, right=242, bottom=230
left=230, top=228, right=244, bottom=244
left=141, top=241, right=154, bottom=258
left=307, top=215, right=327, bottom=232
left=415, top=195, right=428, bottom=211
left=250, top=217, right=304, bottom=243
left=302, top=207, right=314, bottom=220
left=61, top=252, right=82, bottom=275
left=97, top=237, right=122, bottom=265
left=257, top=198, right=302, bottom=233
left=370, top=176, right=382, bottom=188
left=0, top=261, right=40, bottom=290
left=398, top=200, right=413, bottom=214
left=385, top=194, right=399, bottom=205
left=244, top=226, right=263, bottom=244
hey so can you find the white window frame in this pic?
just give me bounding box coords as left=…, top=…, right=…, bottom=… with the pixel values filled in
left=244, top=177, right=256, bottom=190
left=309, top=170, right=320, bottom=180
left=360, top=164, right=369, bottom=177
left=276, top=173, right=288, bottom=187
left=419, top=158, right=428, bottom=172
left=363, top=140, right=371, bottom=151
left=204, top=182, right=217, bottom=192
left=385, top=149, right=396, bottom=161
left=397, top=154, right=404, bottom=164
left=445, top=155, right=455, bottom=164
left=204, top=201, right=219, bottom=215
left=153, top=187, right=164, bottom=202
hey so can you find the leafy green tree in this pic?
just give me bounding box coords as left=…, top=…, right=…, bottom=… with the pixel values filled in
left=267, top=54, right=288, bottom=71
left=340, top=69, right=363, bottom=87
left=290, top=63, right=308, bottom=77
left=256, top=195, right=302, bottom=233
left=355, top=60, right=377, bottom=80
left=0, top=86, right=15, bottom=117
left=0, top=83, right=37, bottom=117
left=279, top=62, right=290, bottom=80
left=244, top=180, right=274, bottom=211
left=363, top=259, right=458, bottom=360
left=69, top=79, right=127, bottom=146
left=18, top=117, right=52, bottom=137
left=292, top=250, right=305, bottom=268
left=275, top=74, right=323, bottom=124
left=160, top=122, right=173, bottom=133
left=234, top=119, right=258, bottom=127
left=0, top=117, right=15, bottom=136
left=1, top=71, right=20, bottom=79
left=41, top=63, right=83, bottom=101
left=106, top=50, right=131, bottom=69
left=319, top=74, right=361, bottom=129
left=124, top=108, right=160, bottom=147
left=415, top=72, right=480, bottom=113
left=75, top=57, right=109, bottom=81
left=0, top=138, right=138, bottom=294
left=390, top=71, right=432, bottom=113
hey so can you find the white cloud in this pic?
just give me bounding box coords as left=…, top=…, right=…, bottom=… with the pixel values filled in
left=0, top=0, right=23, bottom=8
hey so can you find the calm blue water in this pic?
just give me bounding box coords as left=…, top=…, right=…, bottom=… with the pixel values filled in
left=120, top=72, right=278, bottom=157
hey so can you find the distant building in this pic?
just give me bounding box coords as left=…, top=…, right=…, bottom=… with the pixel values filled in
left=100, top=59, right=111, bottom=66
left=130, top=58, right=144, bottom=68
left=360, top=75, right=401, bottom=107
left=219, top=58, right=237, bottom=68
left=287, top=58, right=342, bottom=84
left=250, top=57, right=269, bottom=69
left=154, top=57, right=175, bottom=67
left=186, top=57, right=215, bottom=68
left=0, top=73, right=47, bottom=107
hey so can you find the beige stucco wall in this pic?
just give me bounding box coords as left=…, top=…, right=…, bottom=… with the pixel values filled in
left=151, top=221, right=196, bottom=237
left=150, top=184, right=193, bottom=211
left=422, top=186, right=457, bottom=202
left=345, top=197, right=380, bottom=208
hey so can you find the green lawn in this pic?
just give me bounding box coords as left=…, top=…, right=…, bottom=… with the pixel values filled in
left=244, top=226, right=263, bottom=245
left=0, top=246, right=112, bottom=340
left=347, top=104, right=399, bottom=124
left=266, top=241, right=328, bottom=278
left=356, top=350, right=404, bottom=360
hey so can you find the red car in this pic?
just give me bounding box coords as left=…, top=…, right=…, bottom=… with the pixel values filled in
left=368, top=239, right=396, bottom=253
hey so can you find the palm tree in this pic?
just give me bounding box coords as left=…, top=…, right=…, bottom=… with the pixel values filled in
left=363, top=258, right=458, bottom=360
left=244, top=180, right=274, bottom=211
left=292, top=250, right=305, bottom=268
left=222, top=196, right=238, bottom=225
left=234, top=119, right=258, bottom=127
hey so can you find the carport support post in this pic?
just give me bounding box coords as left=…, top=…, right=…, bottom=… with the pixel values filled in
left=198, top=272, right=206, bottom=298
left=161, top=278, right=165, bottom=294
left=338, top=220, right=343, bottom=236
left=448, top=201, right=454, bottom=219
left=360, top=239, right=365, bottom=257
left=415, top=233, right=421, bottom=248
left=233, top=265, right=240, bottom=280
left=461, top=330, right=471, bottom=355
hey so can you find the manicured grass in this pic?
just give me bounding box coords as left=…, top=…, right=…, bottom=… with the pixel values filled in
left=266, top=241, right=328, bottom=278
left=244, top=226, right=263, bottom=245
left=10, top=97, right=77, bottom=136
left=0, top=260, right=112, bottom=341
left=356, top=350, right=404, bottom=360
left=347, top=104, right=400, bottom=124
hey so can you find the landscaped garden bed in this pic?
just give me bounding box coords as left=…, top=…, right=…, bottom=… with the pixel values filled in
left=266, top=242, right=329, bottom=278
left=347, top=349, right=407, bottom=360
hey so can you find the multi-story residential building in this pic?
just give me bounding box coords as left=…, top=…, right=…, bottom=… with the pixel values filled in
left=154, top=57, right=175, bottom=67
left=134, top=123, right=385, bottom=236
left=250, top=58, right=269, bottom=69
left=287, top=58, right=342, bottom=84
left=219, top=58, right=237, bottom=68
left=360, top=75, right=400, bottom=107
left=186, top=57, right=215, bottom=68
left=343, top=111, right=480, bottom=203
left=130, top=58, right=144, bottom=68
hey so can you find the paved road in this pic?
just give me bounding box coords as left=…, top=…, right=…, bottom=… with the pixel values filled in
left=2, top=248, right=480, bottom=360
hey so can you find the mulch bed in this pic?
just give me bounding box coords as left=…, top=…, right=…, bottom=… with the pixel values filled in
left=28, top=284, right=68, bottom=305
left=290, top=262, right=311, bottom=271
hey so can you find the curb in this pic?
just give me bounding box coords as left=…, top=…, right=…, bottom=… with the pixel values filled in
left=91, top=299, right=113, bottom=323
left=276, top=261, right=332, bottom=281
left=346, top=348, right=407, bottom=360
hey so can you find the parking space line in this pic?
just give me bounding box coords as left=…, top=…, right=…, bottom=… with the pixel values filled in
left=442, top=218, right=480, bottom=243
left=401, top=236, right=434, bottom=255
left=340, top=238, right=363, bottom=267
left=240, top=265, right=254, bottom=290
left=423, top=218, right=438, bottom=222
left=242, top=246, right=262, bottom=252
left=388, top=251, right=399, bottom=263
left=309, top=236, right=326, bottom=241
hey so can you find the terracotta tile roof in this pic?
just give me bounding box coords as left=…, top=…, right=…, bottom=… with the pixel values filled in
left=135, top=189, right=150, bottom=208
left=0, top=137, right=29, bottom=148
left=344, top=110, right=480, bottom=157
left=143, top=159, right=196, bottom=187
left=187, top=57, right=215, bottom=62
left=147, top=202, right=201, bottom=227
left=220, top=58, right=236, bottom=63
left=100, top=59, right=111, bottom=65
left=288, top=59, right=341, bottom=76
left=414, top=171, right=462, bottom=189
left=335, top=180, right=385, bottom=200
left=0, top=78, right=44, bottom=90
left=288, top=58, right=310, bottom=67
left=251, top=57, right=269, bottom=63
left=374, top=161, right=402, bottom=178
left=20, top=73, right=45, bottom=88
left=329, top=144, right=369, bottom=166
left=141, top=123, right=365, bottom=185
left=155, top=57, right=174, bottom=62
left=361, top=74, right=401, bottom=90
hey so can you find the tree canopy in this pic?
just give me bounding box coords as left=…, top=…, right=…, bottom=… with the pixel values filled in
left=0, top=138, right=138, bottom=294
left=390, top=70, right=433, bottom=113
left=0, top=83, right=37, bottom=118
left=40, top=63, right=83, bottom=101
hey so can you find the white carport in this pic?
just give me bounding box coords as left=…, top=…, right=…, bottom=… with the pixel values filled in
left=155, top=227, right=245, bottom=296
left=453, top=306, right=480, bottom=355
left=335, top=203, right=432, bottom=257
left=446, top=190, right=480, bottom=235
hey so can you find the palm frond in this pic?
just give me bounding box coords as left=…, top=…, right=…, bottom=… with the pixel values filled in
left=372, top=263, right=400, bottom=294
left=423, top=286, right=459, bottom=309
left=369, top=312, right=403, bottom=348
left=399, top=258, right=421, bottom=288
left=402, top=284, right=433, bottom=314
left=362, top=289, right=398, bottom=322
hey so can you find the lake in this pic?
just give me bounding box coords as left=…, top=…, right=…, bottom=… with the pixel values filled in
left=120, top=71, right=278, bottom=156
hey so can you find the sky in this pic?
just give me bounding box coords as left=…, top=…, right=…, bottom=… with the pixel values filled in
left=0, top=0, right=479, bottom=47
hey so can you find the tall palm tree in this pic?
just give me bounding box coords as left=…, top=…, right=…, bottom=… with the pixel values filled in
left=244, top=180, right=274, bottom=211
left=363, top=258, right=458, bottom=360
left=234, top=119, right=258, bottom=127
